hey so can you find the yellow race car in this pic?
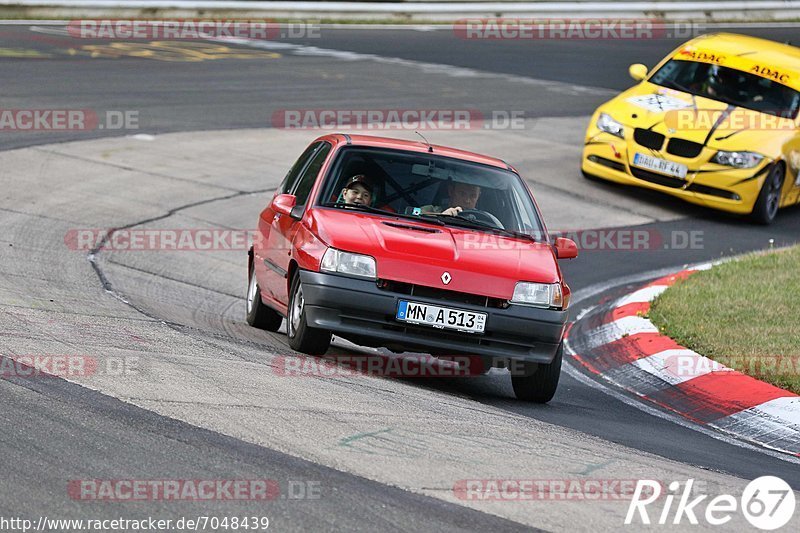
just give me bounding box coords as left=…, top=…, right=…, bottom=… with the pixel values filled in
left=582, top=33, right=800, bottom=224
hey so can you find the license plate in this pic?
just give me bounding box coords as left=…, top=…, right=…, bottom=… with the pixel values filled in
left=633, top=153, right=688, bottom=179
left=396, top=301, right=486, bottom=334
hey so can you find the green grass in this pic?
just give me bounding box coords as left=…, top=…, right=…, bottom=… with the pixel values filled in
left=649, top=246, right=800, bottom=394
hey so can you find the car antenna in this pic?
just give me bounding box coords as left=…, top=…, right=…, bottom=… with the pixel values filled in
left=415, top=131, right=434, bottom=153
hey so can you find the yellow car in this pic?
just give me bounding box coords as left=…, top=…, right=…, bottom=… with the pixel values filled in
left=582, top=33, right=800, bottom=224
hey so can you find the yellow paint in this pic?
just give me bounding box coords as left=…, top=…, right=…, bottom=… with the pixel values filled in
left=0, top=48, right=51, bottom=58
left=581, top=32, right=800, bottom=216
left=79, top=41, right=281, bottom=62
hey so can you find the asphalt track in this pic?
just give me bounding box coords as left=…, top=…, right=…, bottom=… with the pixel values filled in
left=1, top=22, right=800, bottom=531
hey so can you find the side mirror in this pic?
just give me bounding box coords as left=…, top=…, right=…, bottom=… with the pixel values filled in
left=554, top=237, right=578, bottom=260
left=629, top=63, right=648, bottom=82
left=271, top=194, right=296, bottom=217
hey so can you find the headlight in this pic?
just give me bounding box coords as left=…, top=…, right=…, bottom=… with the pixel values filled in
left=510, top=282, right=565, bottom=309
left=711, top=150, right=764, bottom=169
left=321, top=248, right=376, bottom=279
left=597, top=113, right=624, bottom=138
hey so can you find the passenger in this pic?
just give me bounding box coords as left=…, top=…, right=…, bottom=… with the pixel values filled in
left=339, top=174, right=375, bottom=206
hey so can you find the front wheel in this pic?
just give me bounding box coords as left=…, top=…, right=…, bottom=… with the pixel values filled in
left=750, top=163, right=785, bottom=225
left=287, top=274, right=331, bottom=355
left=246, top=264, right=283, bottom=331
left=510, top=343, right=563, bottom=403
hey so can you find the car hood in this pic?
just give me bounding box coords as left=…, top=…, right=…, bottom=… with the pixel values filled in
left=604, top=82, right=796, bottom=152
left=309, top=209, right=560, bottom=300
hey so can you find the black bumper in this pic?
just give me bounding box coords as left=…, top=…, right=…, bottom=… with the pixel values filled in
left=299, top=270, right=567, bottom=364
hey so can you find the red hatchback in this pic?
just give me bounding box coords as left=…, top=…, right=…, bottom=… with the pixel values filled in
left=247, top=134, right=577, bottom=402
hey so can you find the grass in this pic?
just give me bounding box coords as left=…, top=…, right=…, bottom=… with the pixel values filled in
left=649, top=245, right=800, bottom=394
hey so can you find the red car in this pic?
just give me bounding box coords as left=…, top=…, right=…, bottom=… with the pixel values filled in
left=246, top=134, right=577, bottom=402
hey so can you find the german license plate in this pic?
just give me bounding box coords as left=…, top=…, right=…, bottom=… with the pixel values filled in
left=396, top=301, right=486, bottom=334
left=633, top=153, right=688, bottom=179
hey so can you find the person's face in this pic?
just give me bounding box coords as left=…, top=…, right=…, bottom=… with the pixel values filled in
left=448, top=182, right=481, bottom=209
left=342, top=183, right=372, bottom=205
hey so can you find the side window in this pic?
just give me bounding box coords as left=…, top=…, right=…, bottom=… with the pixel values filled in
left=292, top=142, right=332, bottom=207
left=279, top=142, right=321, bottom=194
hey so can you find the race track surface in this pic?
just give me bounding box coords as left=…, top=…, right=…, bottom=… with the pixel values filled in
left=1, top=23, right=799, bottom=531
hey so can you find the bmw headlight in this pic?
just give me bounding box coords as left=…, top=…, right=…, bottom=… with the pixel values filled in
left=711, top=150, right=764, bottom=169
left=597, top=113, right=625, bottom=139
left=510, top=282, right=565, bottom=309
left=321, top=248, right=376, bottom=279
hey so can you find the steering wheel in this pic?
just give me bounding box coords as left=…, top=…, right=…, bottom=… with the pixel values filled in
left=458, top=209, right=504, bottom=229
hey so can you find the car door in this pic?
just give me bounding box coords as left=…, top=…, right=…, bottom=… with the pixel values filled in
left=262, top=141, right=332, bottom=305
left=254, top=142, right=322, bottom=305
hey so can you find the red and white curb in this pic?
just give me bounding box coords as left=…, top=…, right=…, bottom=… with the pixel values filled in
left=566, top=264, right=800, bottom=456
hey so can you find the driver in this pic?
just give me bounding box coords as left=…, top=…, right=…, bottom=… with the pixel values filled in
left=422, top=181, right=481, bottom=216
left=706, top=65, right=749, bottom=102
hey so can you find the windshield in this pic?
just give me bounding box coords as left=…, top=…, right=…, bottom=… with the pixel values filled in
left=649, top=59, right=800, bottom=119
left=316, top=147, right=547, bottom=240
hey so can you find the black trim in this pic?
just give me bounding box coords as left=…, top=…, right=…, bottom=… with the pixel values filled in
left=298, top=270, right=565, bottom=363
left=264, top=258, right=287, bottom=278
left=702, top=105, right=734, bottom=147
left=685, top=183, right=741, bottom=200
left=633, top=128, right=665, bottom=150
left=630, top=167, right=686, bottom=188
left=587, top=155, right=626, bottom=172
left=666, top=138, right=703, bottom=158
left=732, top=164, right=771, bottom=186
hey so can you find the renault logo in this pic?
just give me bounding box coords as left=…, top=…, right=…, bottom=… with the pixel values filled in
left=441, top=272, right=452, bottom=285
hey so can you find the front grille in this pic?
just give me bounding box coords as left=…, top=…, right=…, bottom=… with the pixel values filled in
left=634, top=128, right=665, bottom=150
left=667, top=138, right=703, bottom=158
left=378, top=279, right=506, bottom=309
left=686, top=183, right=740, bottom=200
left=630, top=167, right=685, bottom=189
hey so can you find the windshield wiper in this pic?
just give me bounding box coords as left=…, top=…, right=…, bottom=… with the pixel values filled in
left=321, top=202, right=446, bottom=225
left=419, top=213, right=536, bottom=242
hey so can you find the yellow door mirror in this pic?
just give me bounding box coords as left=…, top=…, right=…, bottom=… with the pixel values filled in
left=629, top=63, right=648, bottom=81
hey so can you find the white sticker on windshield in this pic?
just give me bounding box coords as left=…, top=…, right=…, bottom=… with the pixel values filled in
left=627, top=94, right=693, bottom=113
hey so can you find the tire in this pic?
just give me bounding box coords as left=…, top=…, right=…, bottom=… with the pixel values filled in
left=246, top=261, right=282, bottom=331
left=511, top=343, right=563, bottom=403
left=286, top=274, right=331, bottom=355
left=750, top=163, right=785, bottom=225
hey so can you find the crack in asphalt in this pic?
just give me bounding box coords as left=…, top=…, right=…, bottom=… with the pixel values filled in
left=106, top=259, right=242, bottom=299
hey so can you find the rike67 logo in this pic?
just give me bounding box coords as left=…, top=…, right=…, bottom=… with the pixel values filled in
left=626, top=477, right=796, bottom=530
